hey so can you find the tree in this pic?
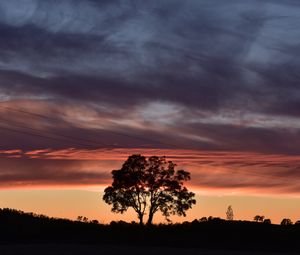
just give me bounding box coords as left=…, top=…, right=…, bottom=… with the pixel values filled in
left=263, top=218, right=272, bottom=224
left=226, top=205, right=234, bottom=220
left=77, top=216, right=88, bottom=222
left=208, top=216, right=214, bottom=221
left=103, top=154, right=196, bottom=225
left=199, top=217, right=208, bottom=222
left=90, top=219, right=99, bottom=224
left=281, top=218, right=293, bottom=225
left=254, top=215, right=265, bottom=222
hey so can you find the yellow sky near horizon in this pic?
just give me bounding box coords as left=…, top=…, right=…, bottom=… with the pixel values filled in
left=1, top=189, right=299, bottom=225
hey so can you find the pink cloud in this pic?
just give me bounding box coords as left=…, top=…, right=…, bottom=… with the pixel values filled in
left=1, top=148, right=300, bottom=196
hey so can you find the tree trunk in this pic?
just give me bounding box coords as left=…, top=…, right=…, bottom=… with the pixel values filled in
left=138, top=214, right=144, bottom=226
left=147, top=212, right=154, bottom=225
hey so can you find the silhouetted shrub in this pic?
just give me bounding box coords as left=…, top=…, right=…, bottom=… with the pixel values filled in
left=208, top=216, right=214, bottom=221
left=199, top=217, right=208, bottom=222
left=281, top=218, right=293, bottom=225
left=254, top=215, right=265, bottom=222
left=192, top=219, right=199, bottom=225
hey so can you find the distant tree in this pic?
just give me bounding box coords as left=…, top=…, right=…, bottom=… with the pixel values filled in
left=226, top=205, right=234, bottom=220
left=103, top=154, right=196, bottom=225
left=295, top=220, right=300, bottom=225
left=254, top=215, right=265, bottom=222
left=192, top=219, right=199, bottom=224
left=109, top=220, right=128, bottom=226
left=208, top=216, right=214, bottom=221
left=211, top=217, right=223, bottom=223
left=199, top=217, right=208, bottom=222
left=77, top=216, right=89, bottom=222
left=281, top=218, right=293, bottom=225
left=90, top=219, right=99, bottom=224
left=263, top=218, right=272, bottom=224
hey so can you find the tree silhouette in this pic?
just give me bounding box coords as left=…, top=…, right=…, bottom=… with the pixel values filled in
left=263, top=218, right=272, bottom=224
left=281, top=218, right=293, bottom=225
left=208, top=216, right=214, bottom=221
left=254, top=215, right=265, bottom=222
left=77, top=216, right=89, bottom=222
left=103, top=154, right=196, bottom=225
left=199, top=217, right=208, bottom=222
left=226, top=205, right=234, bottom=220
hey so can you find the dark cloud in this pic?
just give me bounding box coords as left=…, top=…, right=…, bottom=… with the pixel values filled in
left=1, top=0, right=300, bottom=191
left=0, top=0, right=299, bottom=118
left=173, top=122, right=300, bottom=154
left=0, top=157, right=110, bottom=187
left=0, top=100, right=211, bottom=151
left=1, top=149, right=300, bottom=194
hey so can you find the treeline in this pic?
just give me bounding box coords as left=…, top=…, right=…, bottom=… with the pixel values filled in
left=1, top=208, right=300, bottom=252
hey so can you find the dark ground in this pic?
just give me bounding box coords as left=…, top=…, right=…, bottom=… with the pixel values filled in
left=1, top=209, right=300, bottom=255
left=0, top=244, right=298, bottom=255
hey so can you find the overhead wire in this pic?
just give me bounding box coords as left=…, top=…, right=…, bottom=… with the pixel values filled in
left=0, top=116, right=111, bottom=149
left=0, top=124, right=102, bottom=149
left=0, top=106, right=296, bottom=182
left=0, top=105, right=177, bottom=149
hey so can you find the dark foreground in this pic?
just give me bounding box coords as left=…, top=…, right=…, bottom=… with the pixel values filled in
left=1, top=209, right=300, bottom=255
left=0, top=244, right=298, bottom=255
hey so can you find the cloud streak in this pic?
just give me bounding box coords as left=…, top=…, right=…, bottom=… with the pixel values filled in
left=1, top=148, right=300, bottom=195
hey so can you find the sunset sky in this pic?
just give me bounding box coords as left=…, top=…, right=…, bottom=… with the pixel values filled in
left=1, top=0, right=300, bottom=224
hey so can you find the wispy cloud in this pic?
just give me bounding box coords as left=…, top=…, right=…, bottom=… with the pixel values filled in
left=1, top=148, right=300, bottom=195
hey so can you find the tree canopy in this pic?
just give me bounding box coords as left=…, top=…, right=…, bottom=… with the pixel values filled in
left=281, top=218, right=293, bottom=226
left=226, top=205, right=234, bottom=220
left=103, top=154, right=196, bottom=225
left=254, top=215, right=265, bottom=222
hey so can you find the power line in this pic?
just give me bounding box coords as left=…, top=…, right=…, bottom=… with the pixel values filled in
left=0, top=125, right=98, bottom=148
left=0, top=116, right=111, bottom=149
left=1, top=106, right=59, bottom=122
left=0, top=105, right=177, bottom=148
left=1, top=106, right=107, bottom=145
left=0, top=121, right=294, bottom=182
left=0, top=108, right=295, bottom=182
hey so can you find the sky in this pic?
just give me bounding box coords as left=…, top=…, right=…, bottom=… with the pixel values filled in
left=0, top=0, right=300, bottom=224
